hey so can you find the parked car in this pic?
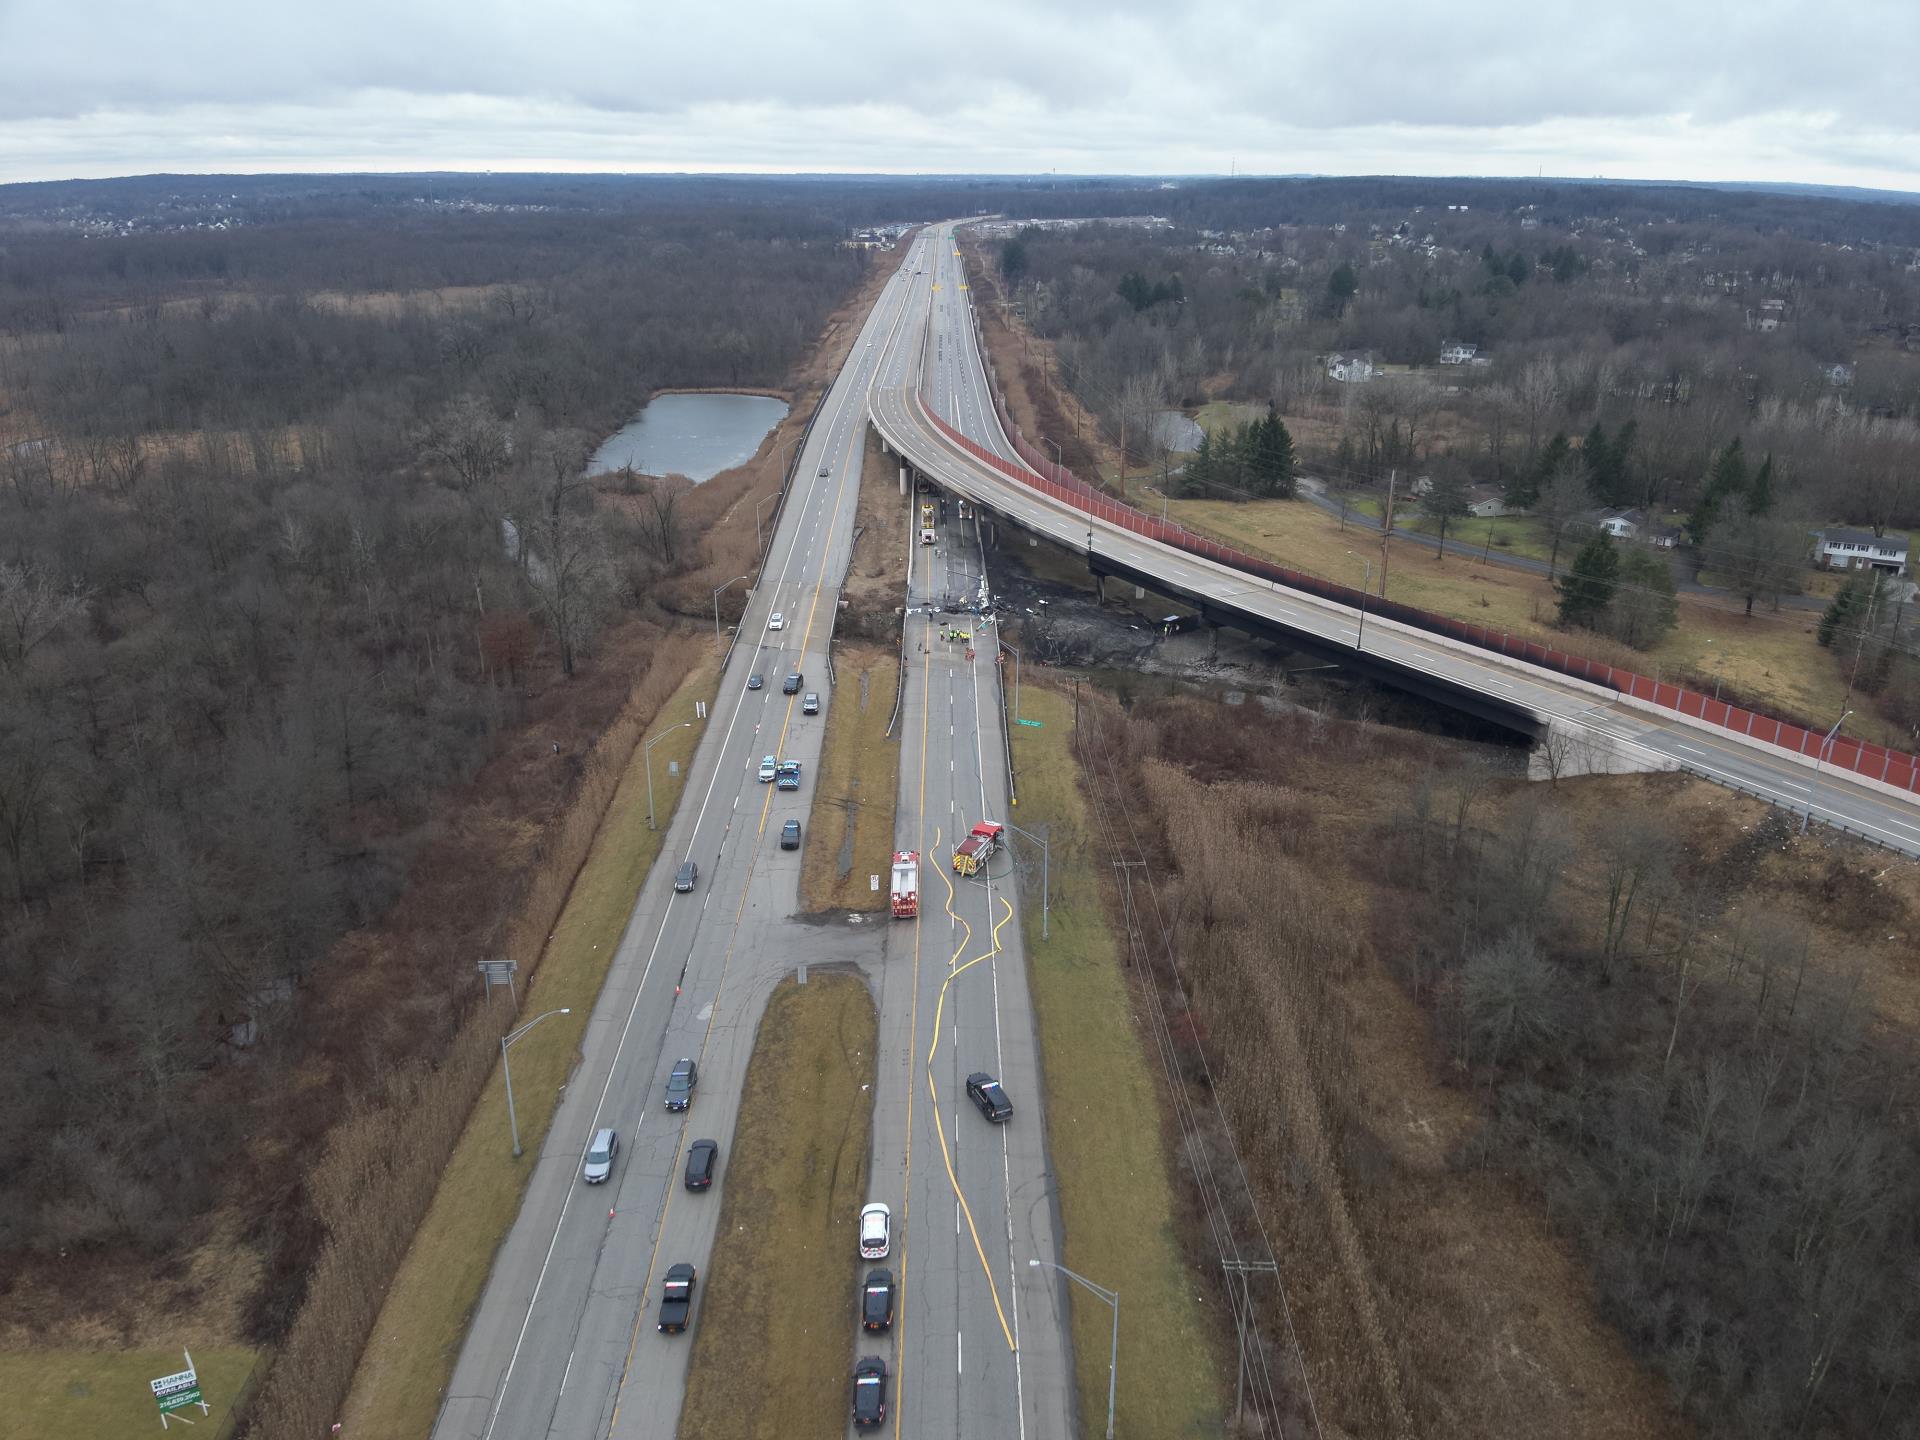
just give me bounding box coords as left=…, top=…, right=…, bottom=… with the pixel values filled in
left=768, top=611, right=785, bottom=631
left=852, top=1356, right=888, bottom=1428
left=684, top=1138, right=719, bottom=1191
left=858, top=1201, right=891, bottom=1259
left=657, top=1263, right=697, bottom=1333
left=802, top=691, right=820, bottom=715
left=582, top=1127, right=618, bottom=1184
left=747, top=673, right=763, bottom=691
left=965, top=1071, right=1013, bottom=1123
left=861, top=1268, right=896, bottom=1331
left=780, top=819, right=802, bottom=850
left=674, top=860, right=698, bottom=893
left=782, top=672, right=803, bottom=694
left=758, top=755, right=778, bottom=782
left=665, top=1057, right=698, bottom=1112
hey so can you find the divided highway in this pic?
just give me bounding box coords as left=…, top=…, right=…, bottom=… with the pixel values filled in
left=432, top=229, right=1075, bottom=1440
left=869, top=226, right=1920, bottom=858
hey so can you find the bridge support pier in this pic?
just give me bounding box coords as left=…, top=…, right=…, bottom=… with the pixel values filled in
left=899, top=465, right=908, bottom=496
left=1531, top=720, right=1667, bottom=783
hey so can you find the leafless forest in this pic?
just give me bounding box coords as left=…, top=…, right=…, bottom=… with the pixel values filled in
left=0, top=177, right=867, bottom=1333
left=1079, top=686, right=1919, bottom=1438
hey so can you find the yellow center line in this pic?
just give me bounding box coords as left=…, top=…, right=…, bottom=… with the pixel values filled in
left=606, top=348, right=873, bottom=1433
left=923, top=742, right=1017, bottom=1354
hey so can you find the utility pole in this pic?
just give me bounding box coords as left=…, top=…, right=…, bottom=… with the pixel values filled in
left=1357, top=558, right=1372, bottom=650
left=1111, top=859, right=1149, bottom=965
left=1379, top=469, right=1397, bottom=598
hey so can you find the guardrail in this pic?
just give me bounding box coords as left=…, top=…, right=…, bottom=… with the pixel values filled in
left=914, top=402, right=1920, bottom=797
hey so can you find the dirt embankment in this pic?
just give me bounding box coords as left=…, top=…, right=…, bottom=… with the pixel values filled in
left=1073, top=674, right=1920, bottom=1438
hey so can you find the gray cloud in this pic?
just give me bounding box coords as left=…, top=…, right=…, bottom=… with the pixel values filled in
left=1, top=0, right=1915, bottom=186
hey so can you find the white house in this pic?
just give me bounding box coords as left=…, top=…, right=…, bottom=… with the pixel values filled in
left=1326, top=353, right=1376, bottom=384
left=1438, top=339, right=1478, bottom=365
left=1814, top=527, right=1909, bottom=575
left=1596, top=509, right=1681, bottom=548
left=1467, top=485, right=1511, bottom=517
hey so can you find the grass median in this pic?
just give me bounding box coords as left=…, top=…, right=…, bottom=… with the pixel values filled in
left=1011, top=681, right=1228, bottom=1438
left=679, top=971, right=878, bottom=1440
left=338, top=651, right=721, bottom=1440
left=800, top=642, right=900, bottom=913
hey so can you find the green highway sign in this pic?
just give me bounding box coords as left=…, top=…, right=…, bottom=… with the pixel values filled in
left=1017, top=718, right=1043, bottom=728
left=157, top=1387, right=203, bottom=1414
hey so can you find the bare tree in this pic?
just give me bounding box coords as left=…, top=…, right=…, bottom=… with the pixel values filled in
left=1533, top=460, right=1594, bottom=578
left=422, top=394, right=510, bottom=499
left=523, top=507, right=613, bottom=678
left=1459, top=931, right=1568, bottom=1071
left=1515, top=356, right=1561, bottom=468
left=0, top=562, right=89, bottom=675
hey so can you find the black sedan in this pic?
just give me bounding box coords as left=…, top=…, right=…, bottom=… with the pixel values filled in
left=852, top=1356, right=888, bottom=1428
left=684, top=1138, right=719, bottom=1191
left=861, top=1268, right=895, bottom=1331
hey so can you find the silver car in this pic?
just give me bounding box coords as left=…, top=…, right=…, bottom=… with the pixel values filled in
left=583, top=1127, right=618, bottom=1184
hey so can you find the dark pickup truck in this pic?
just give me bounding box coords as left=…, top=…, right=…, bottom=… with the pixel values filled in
left=657, top=1262, right=697, bottom=1333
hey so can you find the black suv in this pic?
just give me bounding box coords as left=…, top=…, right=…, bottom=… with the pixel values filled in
left=861, top=1268, right=896, bottom=1331
left=852, top=1356, right=888, bottom=1428
left=965, top=1071, right=1013, bottom=1123
left=665, top=1057, right=698, bottom=1111
left=684, top=1138, right=719, bottom=1191
left=782, top=671, right=803, bottom=694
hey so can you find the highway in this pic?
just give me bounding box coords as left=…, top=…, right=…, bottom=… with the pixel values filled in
left=432, top=228, right=1076, bottom=1440
left=865, top=234, right=1076, bottom=1439
left=868, top=226, right=1920, bottom=858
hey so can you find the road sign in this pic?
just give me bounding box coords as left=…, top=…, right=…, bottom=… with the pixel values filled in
left=157, top=1387, right=203, bottom=1414
left=1017, top=719, right=1044, bottom=728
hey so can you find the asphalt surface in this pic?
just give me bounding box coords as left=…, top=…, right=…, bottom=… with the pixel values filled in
left=861, top=229, right=1076, bottom=1440
left=432, top=228, right=1078, bottom=1440
left=433, top=239, right=913, bottom=1440
left=868, top=228, right=1920, bottom=859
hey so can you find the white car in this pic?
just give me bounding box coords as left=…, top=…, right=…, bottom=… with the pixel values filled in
left=859, top=1201, right=891, bottom=1260
left=758, top=755, right=778, bottom=783
left=768, top=612, right=785, bottom=631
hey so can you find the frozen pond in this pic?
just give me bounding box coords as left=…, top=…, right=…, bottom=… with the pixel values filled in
left=587, top=392, right=789, bottom=482
left=1154, top=410, right=1206, bottom=452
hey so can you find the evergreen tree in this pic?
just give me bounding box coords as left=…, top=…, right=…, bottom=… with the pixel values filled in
left=1507, top=253, right=1530, bottom=286
left=1328, top=261, right=1358, bottom=313
left=1688, top=437, right=1750, bottom=543
left=1818, top=572, right=1872, bottom=648
left=1583, top=421, right=1612, bottom=496
left=1746, top=453, right=1775, bottom=516
left=1420, top=469, right=1474, bottom=560
left=1608, top=546, right=1680, bottom=649
left=1510, top=432, right=1567, bottom=509
left=1182, top=429, right=1216, bottom=497
left=1249, top=404, right=1297, bottom=498
left=1556, top=532, right=1620, bottom=629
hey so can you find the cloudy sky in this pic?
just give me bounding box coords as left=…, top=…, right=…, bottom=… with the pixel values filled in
left=2, top=0, right=1916, bottom=189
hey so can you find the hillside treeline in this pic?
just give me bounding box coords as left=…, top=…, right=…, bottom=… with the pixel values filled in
left=0, top=195, right=863, bottom=1299
left=995, top=197, right=1920, bottom=533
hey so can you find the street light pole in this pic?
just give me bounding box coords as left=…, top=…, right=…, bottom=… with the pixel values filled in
left=711, top=574, right=752, bottom=641
left=1047, top=436, right=1062, bottom=480
left=1800, top=708, right=1853, bottom=836
left=1002, top=819, right=1049, bottom=940
left=501, top=1007, right=572, bottom=1157
left=646, top=723, right=697, bottom=830
left=1028, top=1258, right=1117, bottom=1439
left=1357, top=558, right=1372, bottom=650
left=755, top=493, right=779, bottom=552
left=998, top=640, right=1022, bottom=722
